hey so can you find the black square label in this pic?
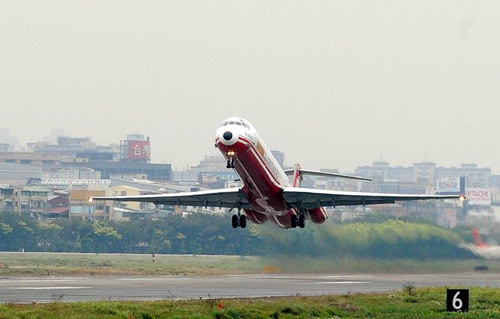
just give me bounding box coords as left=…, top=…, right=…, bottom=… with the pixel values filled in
left=447, top=289, right=469, bottom=312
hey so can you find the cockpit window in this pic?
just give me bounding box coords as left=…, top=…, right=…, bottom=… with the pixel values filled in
left=235, top=122, right=241, bottom=126
left=229, top=121, right=235, bottom=125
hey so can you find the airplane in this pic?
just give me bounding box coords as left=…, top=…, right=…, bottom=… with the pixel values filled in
left=91, top=117, right=464, bottom=229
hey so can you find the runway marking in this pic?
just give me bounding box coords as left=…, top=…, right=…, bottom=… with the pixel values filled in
left=0, top=279, right=76, bottom=283
left=12, top=286, right=91, bottom=290
left=118, top=277, right=189, bottom=281
left=323, top=275, right=371, bottom=278
left=316, top=281, right=371, bottom=284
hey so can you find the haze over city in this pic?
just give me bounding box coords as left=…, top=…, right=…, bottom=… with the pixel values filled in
left=1, top=1, right=499, bottom=172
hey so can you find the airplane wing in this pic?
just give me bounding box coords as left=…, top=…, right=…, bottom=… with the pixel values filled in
left=282, top=187, right=462, bottom=209
left=90, top=187, right=250, bottom=209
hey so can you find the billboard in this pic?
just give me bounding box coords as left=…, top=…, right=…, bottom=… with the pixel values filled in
left=436, top=177, right=461, bottom=193
left=466, top=187, right=491, bottom=206
left=127, top=140, right=151, bottom=160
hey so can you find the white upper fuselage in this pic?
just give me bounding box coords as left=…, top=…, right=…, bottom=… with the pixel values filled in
left=215, top=117, right=290, bottom=188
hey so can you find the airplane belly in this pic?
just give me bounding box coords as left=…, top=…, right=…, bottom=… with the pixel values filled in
left=222, top=139, right=288, bottom=213
left=244, top=209, right=267, bottom=224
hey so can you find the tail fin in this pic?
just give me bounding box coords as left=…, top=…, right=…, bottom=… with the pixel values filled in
left=292, top=163, right=302, bottom=187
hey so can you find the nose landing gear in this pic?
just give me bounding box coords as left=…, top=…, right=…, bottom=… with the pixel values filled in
left=226, top=150, right=236, bottom=168
left=226, top=158, right=235, bottom=169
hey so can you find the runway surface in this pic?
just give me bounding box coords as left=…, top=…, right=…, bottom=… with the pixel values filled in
left=1, top=273, right=499, bottom=303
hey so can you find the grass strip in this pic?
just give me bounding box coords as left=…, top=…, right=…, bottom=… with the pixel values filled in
left=1, top=253, right=499, bottom=276
left=0, top=287, right=499, bottom=318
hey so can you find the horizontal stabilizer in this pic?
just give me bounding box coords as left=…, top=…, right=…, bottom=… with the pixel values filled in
left=284, top=169, right=371, bottom=182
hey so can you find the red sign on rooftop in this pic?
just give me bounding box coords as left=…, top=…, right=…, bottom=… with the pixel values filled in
left=127, top=140, right=151, bottom=160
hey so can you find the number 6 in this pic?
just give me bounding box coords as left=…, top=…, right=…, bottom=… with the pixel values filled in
left=453, top=291, right=463, bottom=309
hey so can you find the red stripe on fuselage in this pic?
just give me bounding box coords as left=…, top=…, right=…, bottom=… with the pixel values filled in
left=217, top=135, right=328, bottom=228
left=218, top=137, right=288, bottom=214
left=235, top=136, right=282, bottom=187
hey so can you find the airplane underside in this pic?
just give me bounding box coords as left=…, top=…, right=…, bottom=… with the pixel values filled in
left=218, top=134, right=328, bottom=229
left=241, top=207, right=327, bottom=229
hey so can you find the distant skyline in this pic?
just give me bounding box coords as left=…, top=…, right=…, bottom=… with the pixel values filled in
left=1, top=1, right=499, bottom=173
left=0, top=125, right=493, bottom=174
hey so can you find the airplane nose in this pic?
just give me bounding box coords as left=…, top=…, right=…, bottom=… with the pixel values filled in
left=218, top=130, right=238, bottom=146
left=223, top=131, right=233, bottom=141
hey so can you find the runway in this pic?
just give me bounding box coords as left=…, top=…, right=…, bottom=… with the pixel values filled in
left=1, top=273, right=499, bottom=303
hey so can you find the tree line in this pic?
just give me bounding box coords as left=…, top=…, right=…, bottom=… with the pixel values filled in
left=0, top=212, right=476, bottom=259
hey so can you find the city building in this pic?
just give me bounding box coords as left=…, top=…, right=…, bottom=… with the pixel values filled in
left=0, top=185, right=14, bottom=212
left=355, top=161, right=414, bottom=183
left=65, top=161, right=172, bottom=180
left=436, top=164, right=491, bottom=187
left=119, top=134, right=151, bottom=164
left=44, top=191, right=70, bottom=219
left=108, top=185, right=145, bottom=211
left=69, top=189, right=109, bottom=220
left=0, top=162, right=42, bottom=186
left=413, top=162, right=437, bottom=184
left=271, top=150, right=285, bottom=169
left=0, top=185, right=49, bottom=215
left=0, top=152, right=61, bottom=171
left=355, top=161, right=491, bottom=188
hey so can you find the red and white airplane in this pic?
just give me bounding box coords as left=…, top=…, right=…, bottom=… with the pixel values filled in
left=92, top=117, right=463, bottom=229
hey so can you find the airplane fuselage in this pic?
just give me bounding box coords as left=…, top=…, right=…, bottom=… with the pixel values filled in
left=215, top=117, right=327, bottom=228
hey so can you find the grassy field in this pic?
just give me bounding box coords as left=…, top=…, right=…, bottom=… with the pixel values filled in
left=0, top=252, right=262, bottom=276
left=0, top=252, right=499, bottom=276
left=0, top=287, right=498, bottom=318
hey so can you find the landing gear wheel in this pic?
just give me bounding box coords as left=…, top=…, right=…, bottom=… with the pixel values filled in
left=290, top=214, right=297, bottom=228
left=231, top=214, right=247, bottom=228
left=298, top=214, right=305, bottom=228
left=226, top=158, right=235, bottom=169
left=240, top=215, right=247, bottom=228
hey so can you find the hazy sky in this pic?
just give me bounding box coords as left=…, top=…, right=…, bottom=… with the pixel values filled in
left=1, top=1, right=499, bottom=172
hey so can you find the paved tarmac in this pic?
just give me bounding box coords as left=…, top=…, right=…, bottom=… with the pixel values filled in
left=1, top=273, right=499, bottom=303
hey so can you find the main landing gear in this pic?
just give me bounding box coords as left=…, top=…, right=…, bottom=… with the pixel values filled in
left=291, top=213, right=305, bottom=228
left=232, top=213, right=247, bottom=228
